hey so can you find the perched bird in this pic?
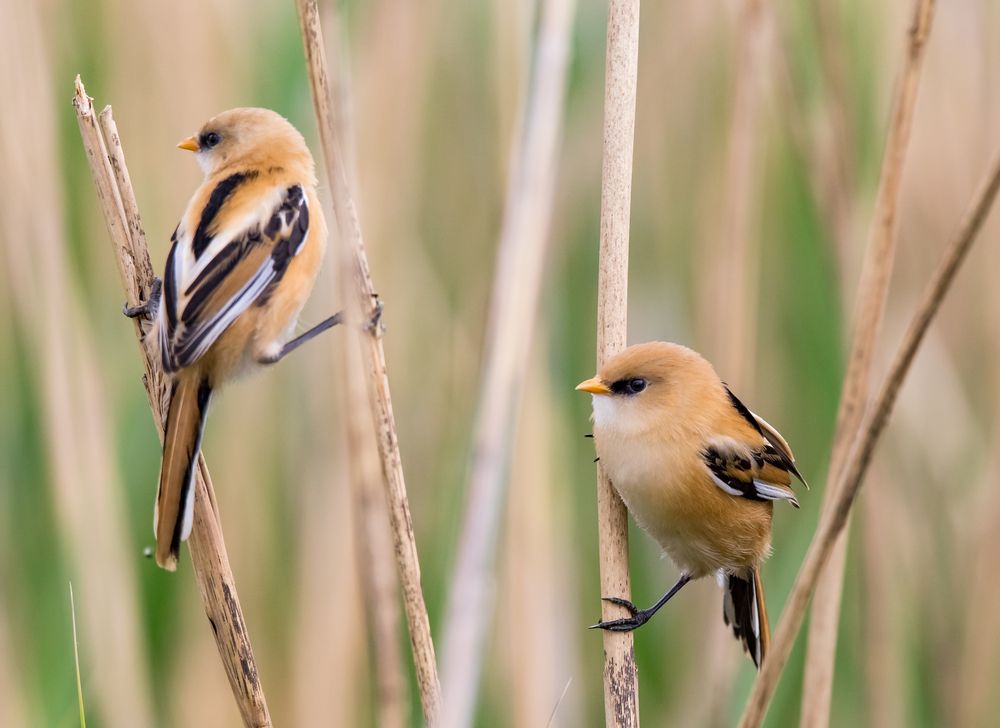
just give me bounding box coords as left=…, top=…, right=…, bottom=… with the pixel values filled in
left=576, top=342, right=805, bottom=667
left=125, top=108, right=339, bottom=571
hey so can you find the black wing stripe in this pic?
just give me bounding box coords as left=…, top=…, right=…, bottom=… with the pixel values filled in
left=191, top=171, right=258, bottom=259
left=725, top=385, right=764, bottom=436
left=164, top=240, right=179, bottom=332
left=726, top=386, right=802, bottom=482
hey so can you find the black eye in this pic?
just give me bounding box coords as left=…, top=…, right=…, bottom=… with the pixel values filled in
left=627, top=378, right=647, bottom=394
left=200, top=131, right=221, bottom=149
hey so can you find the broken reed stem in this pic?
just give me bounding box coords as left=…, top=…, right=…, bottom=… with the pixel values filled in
left=73, top=77, right=272, bottom=728
left=595, top=1, right=641, bottom=725
left=801, top=2, right=935, bottom=725
left=293, top=1, right=442, bottom=723
left=439, top=0, right=575, bottom=724
left=738, top=147, right=1000, bottom=728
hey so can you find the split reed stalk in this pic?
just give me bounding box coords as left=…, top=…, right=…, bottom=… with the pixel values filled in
left=73, top=78, right=272, bottom=728
left=801, top=3, right=935, bottom=725
left=738, top=147, right=1000, bottom=728
left=594, top=1, right=642, bottom=725
left=439, top=0, right=576, bottom=723
left=293, top=1, right=442, bottom=722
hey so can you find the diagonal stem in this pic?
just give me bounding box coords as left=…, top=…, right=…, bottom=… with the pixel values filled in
left=73, top=77, right=272, bottom=728
left=738, top=147, right=1000, bottom=728
left=293, top=1, right=442, bottom=723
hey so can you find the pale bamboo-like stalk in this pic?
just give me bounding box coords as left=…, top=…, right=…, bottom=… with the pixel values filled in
left=738, top=147, right=1000, bottom=728
left=320, top=6, right=410, bottom=724
left=439, top=0, right=575, bottom=723
left=594, top=1, right=641, bottom=725
left=801, top=3, right=935, bottom=725
left=293, top=1, right=442, bottom=722
left=73, top=78, right=272, bottom=728
left=679, top=3, right=766, bottom=724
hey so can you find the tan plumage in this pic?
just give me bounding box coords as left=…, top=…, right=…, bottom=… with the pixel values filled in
left=577, top=341, right=804, bottom=667
left=135, top=108, right=333, bottom=570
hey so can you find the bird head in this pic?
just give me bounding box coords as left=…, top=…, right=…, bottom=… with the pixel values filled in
left=576, top=341, right=721, bottom=435
left=177, top=107, right=314, bottom=180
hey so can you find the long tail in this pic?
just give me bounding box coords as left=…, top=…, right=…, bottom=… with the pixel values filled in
left=723, top=567, right=771, bottom=669
left=155, top=374, right=212, bottom=570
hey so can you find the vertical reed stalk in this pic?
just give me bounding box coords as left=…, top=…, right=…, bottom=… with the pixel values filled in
left=594, top=1, right=641, bottom=725
left=681, top=3, right=767, bottom=724
left=439, top=0, right=576, bottom=723
left=73, top=78, right=272, bottom=728
left=738, top=147, right=1000, bottom=727
left=801, top=3, right=935, bottom=725
left=293, top=1, right=442, bottom=722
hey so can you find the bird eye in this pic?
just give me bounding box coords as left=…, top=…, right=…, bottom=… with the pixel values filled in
left=627, top=378, right=647, bottom=394
left=201, top=131, right=221, bottom=149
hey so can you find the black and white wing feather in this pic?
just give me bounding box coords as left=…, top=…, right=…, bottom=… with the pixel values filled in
left=158, top=179, right=309, bottom=373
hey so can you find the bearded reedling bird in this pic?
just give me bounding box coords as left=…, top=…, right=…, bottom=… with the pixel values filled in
left=125, top=108, right=341, bottom=571
left=576, top=342, right=805, bottom=667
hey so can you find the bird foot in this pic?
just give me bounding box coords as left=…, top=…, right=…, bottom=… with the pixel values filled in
left=123, top=277, right=162, bottom=320
left=589, top=597, right=653, bottom=632
left=365, top=296, right=384, bottom=333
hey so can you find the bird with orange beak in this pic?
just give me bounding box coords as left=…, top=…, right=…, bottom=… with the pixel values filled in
left=577, top=342, right=805, bottom=667
left=126, top=108, right=339, bottom=571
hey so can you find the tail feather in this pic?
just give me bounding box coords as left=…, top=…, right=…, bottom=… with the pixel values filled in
left=155, top=375, right=212, bottom=570
left=723, top=567, right=770, bottom=669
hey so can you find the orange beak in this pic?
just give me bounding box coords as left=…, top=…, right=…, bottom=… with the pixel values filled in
left=576, top=377, right=611, bottom=395
left=176, top=135, right=199, bottom=152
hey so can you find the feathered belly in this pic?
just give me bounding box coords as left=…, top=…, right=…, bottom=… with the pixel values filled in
left=598, top=439, right=771, bottom=577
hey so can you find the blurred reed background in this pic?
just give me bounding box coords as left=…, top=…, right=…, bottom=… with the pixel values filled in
left=1, top=0, right=998, bottom=726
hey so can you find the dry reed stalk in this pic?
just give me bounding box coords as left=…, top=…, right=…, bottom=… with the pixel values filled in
left=801, top=3, right=935, bottom=725
left=702, top=0, right=764, bottom=389
left=675, top=5, right=768, bottom=724
left=318, top=7, right=410, bottom=724
left=439, top=0, right=576, bottom=722
left=0, top=7, right=156, bottom=721
left=594, top=1, right=642, bottom=725
left=859, top=468, right=905, bottom=728
left=955, top=401, right=1000, bottom=728
left=293, top=1, right=442, bottom=722
left=738, top=147, right=1000, bottom=727
left=342, top=306, right=409, bottom=728
left=500, top=354, right=583, bottom=728
left=73, top=78, right=271, bottom=728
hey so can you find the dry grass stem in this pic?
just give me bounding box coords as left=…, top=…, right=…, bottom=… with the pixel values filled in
left=739, top=146, right=1000, bottom=728
left=320, top=9, right=410, bottom=725
left=802, top=2, right=936, bottom=724
left=293, top=1, right=442, bottom=722
left=594, top=0, right=641, bottom=725
left=439, top=0, right=576, bottom=723
left=73, top=77, right=272, bottom=728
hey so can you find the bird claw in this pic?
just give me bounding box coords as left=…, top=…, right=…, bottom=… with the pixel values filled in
left=123, top=277, right=162, bottom=320
left=589, top=596, right=651, bottom=632
left=365, top=298, right=384, bottom=333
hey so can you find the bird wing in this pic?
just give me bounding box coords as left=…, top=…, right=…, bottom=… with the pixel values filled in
left=158, top=181, right=310, bottom=373
left=700, top=387, right=805, bottom=507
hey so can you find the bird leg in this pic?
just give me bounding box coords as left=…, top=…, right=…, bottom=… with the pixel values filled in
left=122, top=277, right=162, bottom=320
left=258, top=311, right=344, bottom=365
left=590, top=573, right=692, bottom=632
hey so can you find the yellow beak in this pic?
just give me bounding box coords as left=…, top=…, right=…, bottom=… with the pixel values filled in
left=576, top=377, right=611, bottom=395
left=177, top=136, right=199, bottom=152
